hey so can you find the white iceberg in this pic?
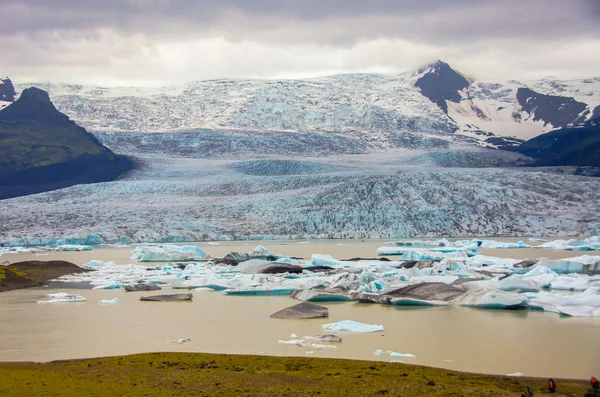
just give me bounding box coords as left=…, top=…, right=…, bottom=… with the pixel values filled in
left=450, top=290, right=528, bottom=309
left=130, top=245, right=206, bottom=262
left=479, top=240, right=530, bottom=249
left=321, top=320, right=384, bottom=333
left=37, top=292, right=87, bottom=304
left=311, top=254, right=343, bottom=267
left=98, top=298, right=120, bottom=304
left=54, top=244, right=93, bottom=251
left=390, top=352, right=416, bottom=359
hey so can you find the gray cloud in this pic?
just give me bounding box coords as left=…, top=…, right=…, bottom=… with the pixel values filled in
left=0, top=0, right=599, bottom=85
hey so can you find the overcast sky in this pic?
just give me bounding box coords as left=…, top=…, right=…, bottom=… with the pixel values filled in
left=1, top=0, right=599, bottom=86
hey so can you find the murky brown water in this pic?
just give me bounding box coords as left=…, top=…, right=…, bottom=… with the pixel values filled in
left=1, top=239, right=599, bottom=379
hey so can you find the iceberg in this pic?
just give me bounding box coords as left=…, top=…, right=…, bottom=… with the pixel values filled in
left=291, top=289, right=353, bottom=302
left=393, top=239, right=450, bottom=247
left=130, top=245, right=206, bottom=262
left=377, top=246, right=476, bottom=258
left=450, top=290, right=528, bottom=309
left=54, top=244, right=93, bottom=251
left=390, top=352, right=416, bottom=359
left=321, top=320, right=384, bottom=333
left=98, top=298, right=120, bottom=304
left=538, top=239, right=600, bottom=251
left=311, top=254, right=343, bottom=267
left=498, top=277, right=539, bottom=292
left=37, top=292, right=87, bottom=304
left=479, top=240, right=530, bottom=249
left=537, top=256, right=600, bottom=274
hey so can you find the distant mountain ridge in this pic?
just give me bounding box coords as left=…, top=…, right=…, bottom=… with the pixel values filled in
left=0, top=87, right=133, bottom=199
left=516, top=116, right=600, bottom=168
left=14, top=62, right=600, bottom=150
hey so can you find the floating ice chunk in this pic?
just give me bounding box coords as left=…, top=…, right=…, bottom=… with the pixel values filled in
left=54, top=244, right=93, bottom=251
left=311, top=254, right=342, bottom=267
left=174, top=338, right=191, bottom=344
left=278, top=339, right=304, bottom=345
left=82, top=260, right=116, bottom=268
left=537, top=256, right=600, bottom=274
left=394, top=239, right=450, bottom=247
left=98, top=298, right=119, bottom=304
left=321, top=320, right=383, bottom=333
left=305, top=351, right=314, bottom=354
left=291, top=289, right=352, bottom=302
left=507, top=372, right=523, bottom=377
left=465, top=255, right=520, bottom=268
left=390, top=297, right=449, bottom=306
left=410, top=275, right=459, bottom=284
left=252, top=245, right=272, bottom=254
left=374, top=349, right=388, bottom=356
left=377, top=246, right=476, bottom=258
left=130, top=245, right=206, bottom=262
left=498, top=278, right=539, bottom=292
left=224, top=286, right=298, bottom=296
left=92, top=282, right=121, bottom=290
left=550, top=276, right=590, bottom=291
left=479, top=240, right=530, bottom=249
left=557, top=306, right=600, bottom=317
left=539, top=239, right=600, bottom=251
left=290, top=333, right=298, bottom=339
left=37, top=292, right=87, bottom=304
left=451, top=290, right=528, bottom=309
left=390, top=352, right=416, bottom=359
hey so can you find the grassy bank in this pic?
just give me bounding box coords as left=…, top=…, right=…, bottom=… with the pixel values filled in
left=0, top=352, right=589, bottom=396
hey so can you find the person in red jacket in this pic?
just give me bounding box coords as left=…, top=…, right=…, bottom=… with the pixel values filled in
left=584, top=377, right=600, bottom=397
left=548, top=378, right=557, bottom=393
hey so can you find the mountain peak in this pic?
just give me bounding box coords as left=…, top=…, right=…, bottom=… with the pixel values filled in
left=0, top=77, right=15, bottom=102
left=415, top=60, right=470, bottom=113
left=0, top=87, right=70, bottom=124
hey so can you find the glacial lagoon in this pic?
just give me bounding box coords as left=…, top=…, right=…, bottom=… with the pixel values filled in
left=1, top=238, right=599, bottom=379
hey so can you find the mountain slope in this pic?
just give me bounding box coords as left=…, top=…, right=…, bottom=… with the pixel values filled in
left=516, top=117, right=600, bottom=167
left=0, top=87, right=134, bottom=199
left=14, top=64, right=600, bottom=148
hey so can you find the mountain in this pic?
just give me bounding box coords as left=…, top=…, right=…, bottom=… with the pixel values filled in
left=0, top=77, right=15, bottom=109
left=515, top=117, right=600, bottom=168
left=0, top=87, right=134, bottom=199
left=15, top=63, right=600, bottom=150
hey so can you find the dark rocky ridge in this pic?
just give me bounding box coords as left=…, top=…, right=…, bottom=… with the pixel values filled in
left=514, top=87, right=588, bottom=128
left=0, top=78, right=15, bottom=102
left=515, top=117, right=600, bottom=167
left=0, top=87, right=134, bottom=199
left=415, top=60, right=470, bottom=113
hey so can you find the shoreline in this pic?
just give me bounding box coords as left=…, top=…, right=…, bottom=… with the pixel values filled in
left=0, top=352, right=590, bottom=396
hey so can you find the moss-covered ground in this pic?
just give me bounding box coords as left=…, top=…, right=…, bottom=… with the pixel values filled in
left=0, top=352, right=589, bottom=396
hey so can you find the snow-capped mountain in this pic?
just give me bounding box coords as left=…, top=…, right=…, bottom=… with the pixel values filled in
left=12, top=62, right=600, bottom=149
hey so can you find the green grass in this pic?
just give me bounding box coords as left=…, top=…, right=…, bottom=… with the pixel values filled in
left=0, top=120, right=104, bottom=173
left=0, top=352, right=589, bottom=396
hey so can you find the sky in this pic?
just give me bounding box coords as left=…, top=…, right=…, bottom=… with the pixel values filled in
left=1, top=0, right=599, bottom=86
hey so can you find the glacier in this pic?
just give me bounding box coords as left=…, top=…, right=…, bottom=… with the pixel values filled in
left=2, top=149, right=600, bottom=245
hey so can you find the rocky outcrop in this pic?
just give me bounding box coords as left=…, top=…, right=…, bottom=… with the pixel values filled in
left=415, top=60, right=470, bottom=113
left=0, top=87, right=133, bottom=199
left=0, top=260, right=89, bottom=292
left=514, top=87, right=588, bottom=128
left=270, top=302, right=329, bottom=319
left=140, top=293, right=192, bottom=302
left=0, top=78, right=15, bottom=102
left=515, top=117, right=600, bottom=167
